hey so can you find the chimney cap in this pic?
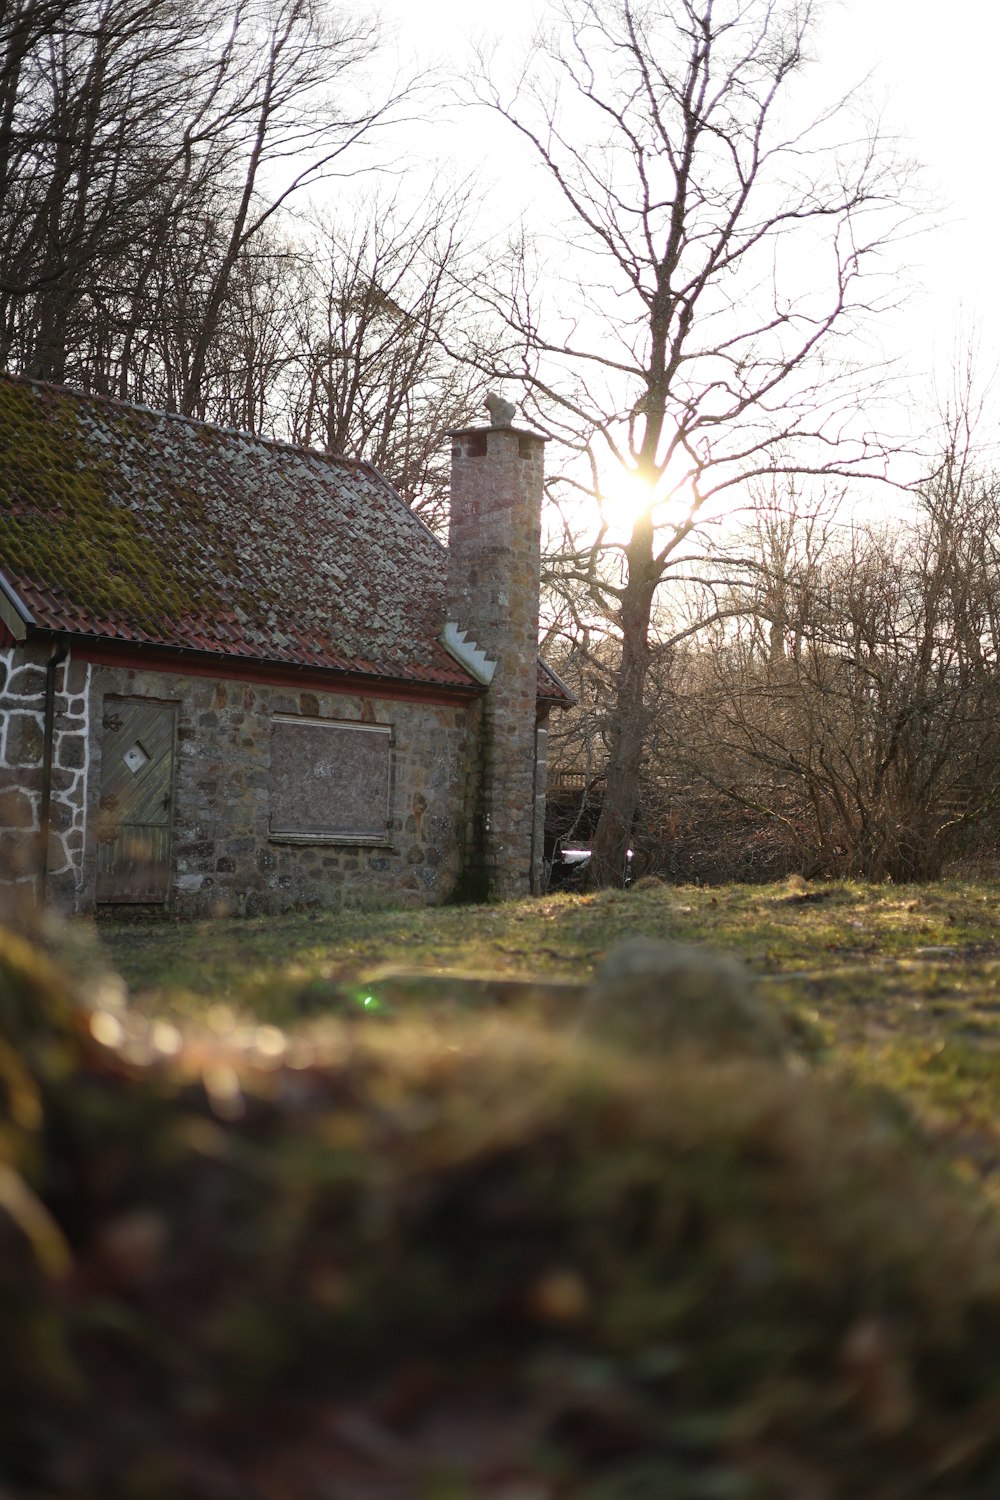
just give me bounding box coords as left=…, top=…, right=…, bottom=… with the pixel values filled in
left=448, top=424, right=549, bottom=442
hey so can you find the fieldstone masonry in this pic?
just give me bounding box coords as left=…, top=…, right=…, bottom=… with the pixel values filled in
left=79, top=663, right=474, bottom=916
left=0, top=643, right=91, bottom=904
left=448, top=424, right=545, bottom=898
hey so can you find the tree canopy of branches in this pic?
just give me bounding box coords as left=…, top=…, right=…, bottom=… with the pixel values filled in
left=0, top=0, right=395, bottom=412
left=0, top=0, right=493, bottom=514
left=285, top=198, right=493, bottom=529
left=668, top=461, right=1000, bottom=882
left=478, top=0, right=912, bottom=885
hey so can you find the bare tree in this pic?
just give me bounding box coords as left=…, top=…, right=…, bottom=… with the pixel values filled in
left=0, top=0, right=403, bottom=413
left=285, top=195, right=494, bottom=527
left=181, top=227, right=303, bottom=435
left=474, top=0, right=913, bottom=884
left=174, top=0, right=396, bottom=417
left=0, top=0, right=492, bottom=498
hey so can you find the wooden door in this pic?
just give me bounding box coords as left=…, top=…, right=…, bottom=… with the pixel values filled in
left=96, top=698, right=177, bottom=904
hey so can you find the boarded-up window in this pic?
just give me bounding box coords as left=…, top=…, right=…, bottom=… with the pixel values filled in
left=269, top=714, right=392, bottom=843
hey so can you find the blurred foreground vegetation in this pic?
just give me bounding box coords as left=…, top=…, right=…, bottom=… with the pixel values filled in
left=4, top=880, right=1000, bottom=1496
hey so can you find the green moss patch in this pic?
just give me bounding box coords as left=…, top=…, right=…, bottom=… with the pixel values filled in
left=0, top=380, right=266, bottom=629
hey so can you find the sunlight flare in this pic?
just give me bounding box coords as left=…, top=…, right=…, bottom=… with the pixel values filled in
left=596, top=466, right=704, bottom=537
left=597, top=467, right=656, bottom=530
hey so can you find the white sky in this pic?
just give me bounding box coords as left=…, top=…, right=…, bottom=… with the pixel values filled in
left=376, top=0, right=1000, bottom=479
left=827, top=0, right=1000, bottom=417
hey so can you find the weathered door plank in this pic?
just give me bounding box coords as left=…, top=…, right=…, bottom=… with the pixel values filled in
left=97, top=699, right=177, bottom=904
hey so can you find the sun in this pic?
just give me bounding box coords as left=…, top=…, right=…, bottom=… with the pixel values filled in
left=547, top=460, right=743, bottom=549
left=596, top=467, right=702, bottom=538
left=597, top=467, right=654, bottom=531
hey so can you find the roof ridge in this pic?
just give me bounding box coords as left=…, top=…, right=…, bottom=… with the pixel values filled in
left=0, top=367, right=392, bottom=481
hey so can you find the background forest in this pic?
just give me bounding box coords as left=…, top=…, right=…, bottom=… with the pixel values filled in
left=5, top=0, right=1000, bottom=885
left=0, top=0, right=490, bottom=524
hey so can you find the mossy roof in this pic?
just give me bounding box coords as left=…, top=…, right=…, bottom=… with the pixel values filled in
left=0, top=374, right=477, bottom=689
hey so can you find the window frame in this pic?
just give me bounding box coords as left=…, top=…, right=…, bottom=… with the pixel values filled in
left=267, top=712, right=394, bottom=847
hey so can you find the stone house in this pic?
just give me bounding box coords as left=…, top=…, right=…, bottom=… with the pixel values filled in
left=0, top=373, right=570, bottom=915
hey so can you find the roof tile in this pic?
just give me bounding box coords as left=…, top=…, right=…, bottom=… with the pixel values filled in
left=0, top=375, right=474, bottom=690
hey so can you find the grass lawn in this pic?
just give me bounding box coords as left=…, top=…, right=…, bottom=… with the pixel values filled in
left=96, top=875, right=1000, bottom=1200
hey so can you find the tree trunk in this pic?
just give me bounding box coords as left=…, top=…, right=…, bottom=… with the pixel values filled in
left=25, top=287, right=69, bottom=383
left=588, top=524, right=656, bottom=887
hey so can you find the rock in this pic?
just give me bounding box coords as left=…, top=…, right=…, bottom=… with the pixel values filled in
left=582, top=938, right=785, bottom=1060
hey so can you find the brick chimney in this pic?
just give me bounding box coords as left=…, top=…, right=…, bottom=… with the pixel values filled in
left=446, top=417, right=546, bottom=899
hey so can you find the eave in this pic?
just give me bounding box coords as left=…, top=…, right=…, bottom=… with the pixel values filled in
left=29, top=630, right=488, bottom=707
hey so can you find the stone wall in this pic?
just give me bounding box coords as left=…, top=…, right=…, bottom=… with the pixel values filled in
left=0, top=642, right=91, bottom=908
left=533, top=715, right=548, bottom=890
left=82, top=662, right=475, bottom=916
left=448, top=425, right=544, bottom=898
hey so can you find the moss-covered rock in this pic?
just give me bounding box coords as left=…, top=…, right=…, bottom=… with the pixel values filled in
left=583, top=937, right=786, bottom=1059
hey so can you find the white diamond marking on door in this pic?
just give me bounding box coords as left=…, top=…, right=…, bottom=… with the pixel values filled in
left=123, top=741, right=151, bottom=775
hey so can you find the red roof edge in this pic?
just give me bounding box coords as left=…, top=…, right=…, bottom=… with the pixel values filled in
left=67, top=637, right=486, bottom=707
